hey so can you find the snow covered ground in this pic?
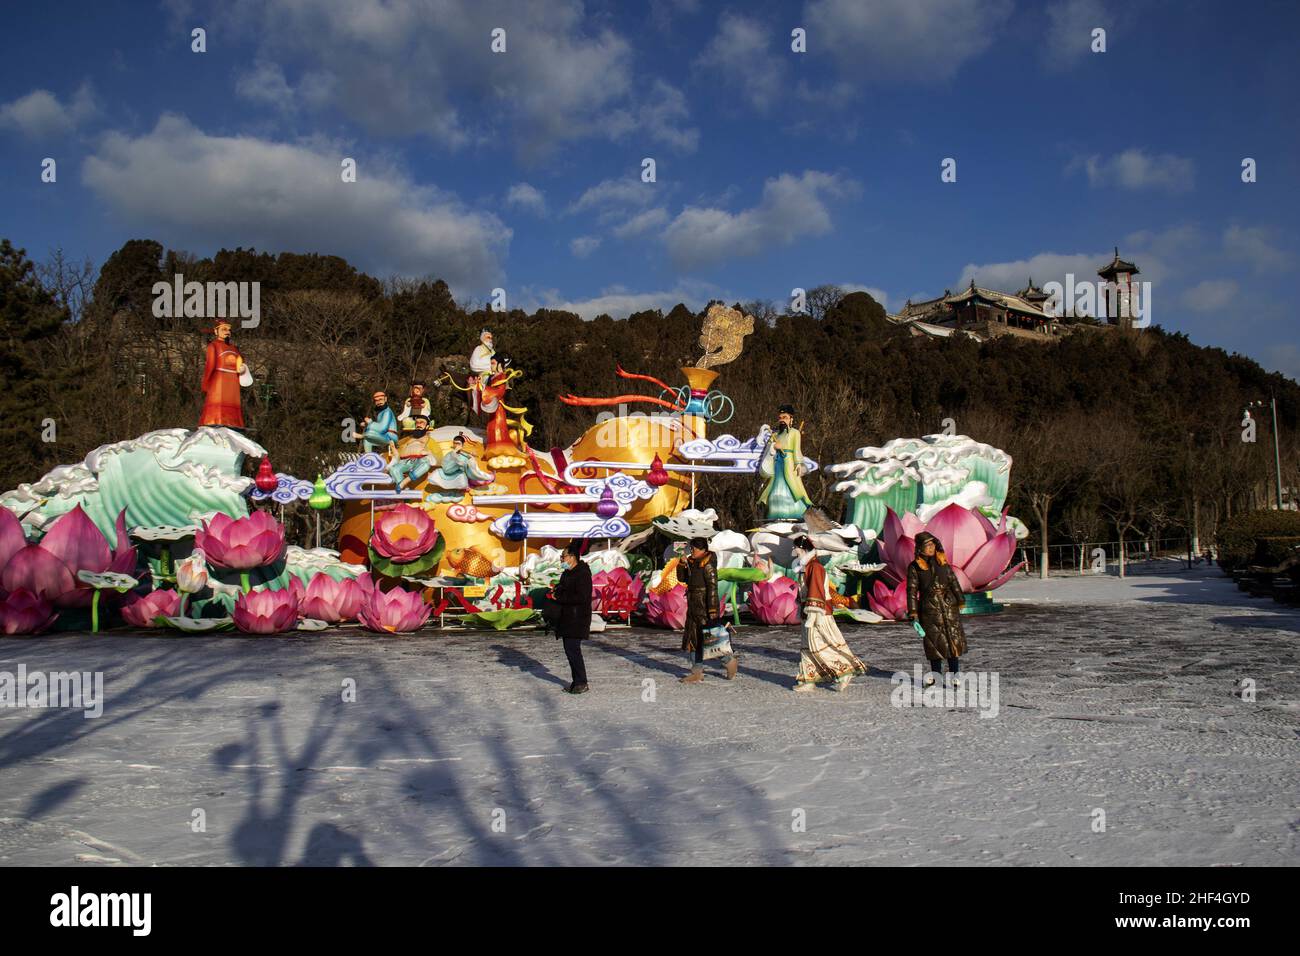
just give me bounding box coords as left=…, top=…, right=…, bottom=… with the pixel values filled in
left=1, top=565, right=1296, bottom=866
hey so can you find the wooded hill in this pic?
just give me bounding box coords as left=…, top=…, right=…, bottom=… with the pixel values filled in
left=3, top=237, right=1296, bottom=555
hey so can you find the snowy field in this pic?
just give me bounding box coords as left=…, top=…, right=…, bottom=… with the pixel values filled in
left=0, top=565, right=1296, bottom=866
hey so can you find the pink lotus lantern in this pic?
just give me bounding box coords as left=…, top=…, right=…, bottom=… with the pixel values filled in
left=232, top=587, right=299, bottom=634
left=0, top=588, right=58, bottom=635
left=371, top=504, right=440, bottom=563
left=865, top=579, right=909, bottom=621
left=878, top=505, right=1022, bottom=592
left=358, top=585, right=431, bottom=634
left=0, top=506, right=24, bottom=569
left=643, top=585, right=687, bottom=630
left=747, top=575, right=801, bottom=625
left=0, top=505, right=137, bottom=608
left=299, top=573, right=365, bottom=623
left=120, top=589, right=182, bottom=627
left=175, top=550, right=209, bottom=594
left=195, top=511, right=286, bottom=571
left=591, top=567, right=643, bottom=616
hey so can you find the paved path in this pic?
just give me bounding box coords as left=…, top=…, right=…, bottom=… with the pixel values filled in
left=1, top=568, right=1296, bottom=865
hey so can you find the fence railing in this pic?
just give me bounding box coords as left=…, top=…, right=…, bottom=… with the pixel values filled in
left=1015, top=537, right=1213, bottom=575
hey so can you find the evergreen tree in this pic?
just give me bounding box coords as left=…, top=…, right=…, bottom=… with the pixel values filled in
left=0, top=240, right=70, bottom=482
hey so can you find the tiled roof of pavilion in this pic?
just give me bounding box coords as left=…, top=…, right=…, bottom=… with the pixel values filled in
left=892, top=280, right=1052, bottom=321
left=1097, top=248, right=1139, bottom=278
left=905, top=320, right=985, bottom=341
left=1016, top=278, right=1050, bottom=302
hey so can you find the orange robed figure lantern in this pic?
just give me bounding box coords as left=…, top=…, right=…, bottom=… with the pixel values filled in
left=478, top=357, right=530, bottom=469
left=199, top=320, right=248, bottom=429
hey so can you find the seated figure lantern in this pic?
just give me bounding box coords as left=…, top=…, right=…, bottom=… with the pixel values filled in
left=424, top=433, right=496, bottom=503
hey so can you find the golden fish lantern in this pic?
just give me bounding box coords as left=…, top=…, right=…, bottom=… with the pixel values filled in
left=445, top=546, right=498, bottom=580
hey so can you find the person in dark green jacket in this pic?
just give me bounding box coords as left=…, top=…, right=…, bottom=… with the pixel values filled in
left=677, top=537, right=737, bottom=683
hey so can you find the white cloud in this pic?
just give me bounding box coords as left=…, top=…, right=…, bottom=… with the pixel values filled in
left=569, top=177, right=659, bottom=218
left=1263, top=344, right=1300, bottom=385
left=804, top=0, right=1013, bottom=82
left=1067, top=148, right=1195, bottom=192
left=0, top=82, right=97, bottom=138
left=1223, top=225, right=1291, bottom=272
left=1043, top=0, right=1112, bottom=70
left=837, top=284, right=890, bottom=309
left=606, top=80, right=699, bottom=153
left=81, top=114, right=509, bottom=294
left=524, top=281, right=720, bottom=320
left=505, top=183, right=547, bottom=216
left=956, top=228, right=1251, bottom=327
left=959, top=225, right=1210, bottom=297
left=612, top=207, right=670, bottom=238
left=957, top=252, right=1107, bottom=295
left=1181, top=279, right=1239, bottom=312
left=227, top=0, right=696, bottom=159
left=1119, top=224, right=1200, bottom=284
left=650, top=0, right=703, bottom=34
left=663, top=171, right=859, bottom=270
left=695, top=13, right=785, bottom=111
left=570, top=236, right=601, bottom=258
left=234, top=62, right=297, bottom=112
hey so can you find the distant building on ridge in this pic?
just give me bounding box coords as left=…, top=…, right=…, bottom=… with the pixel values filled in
left=886, top=247, right=1140, bottom=341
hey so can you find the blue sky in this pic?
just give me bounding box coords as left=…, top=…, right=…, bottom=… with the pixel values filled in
left=2, top=0, right=1297, bottom=378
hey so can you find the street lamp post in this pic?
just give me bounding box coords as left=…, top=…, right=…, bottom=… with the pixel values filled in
left=1247, top=397, right=1284, bottom=510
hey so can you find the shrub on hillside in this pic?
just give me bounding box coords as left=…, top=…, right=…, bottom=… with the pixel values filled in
left=1252, top=536, right=1300, bottom=568
left=1216, top=510, right=1300, bottom=570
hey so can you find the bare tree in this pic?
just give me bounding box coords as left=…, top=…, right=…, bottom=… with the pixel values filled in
left=1062, top=497, right=1102, bottom=573
left=37, top=248, right=97, bottom=323
left=739, top=299, right=780, bottom=328
left=1094, top=415, right=1156, bottom=578
left=785, top=284, right=844, bottom=322
left=1005, top=411, right=1095, bottom=578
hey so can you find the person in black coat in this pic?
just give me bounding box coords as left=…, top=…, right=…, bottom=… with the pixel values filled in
left=676, top=536, right=737, bottom=683
left=551, top=540, right=593, bottom=694
left=906, top=531, right=967, bottom=687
